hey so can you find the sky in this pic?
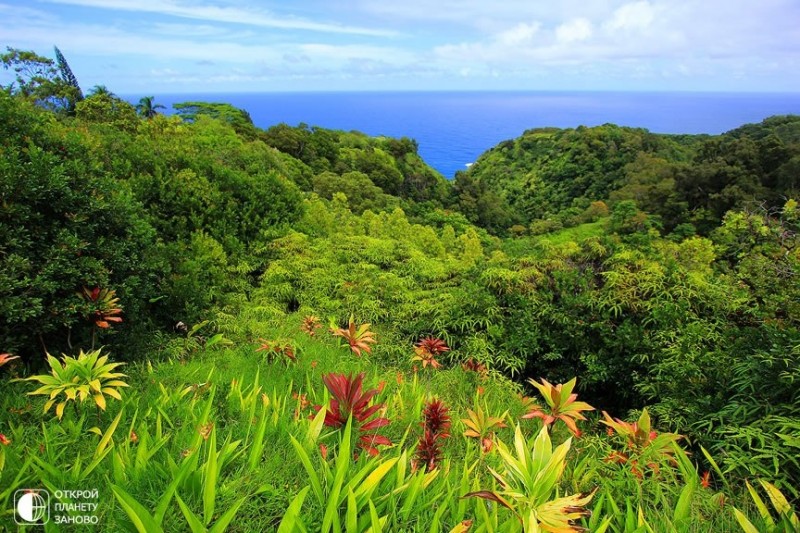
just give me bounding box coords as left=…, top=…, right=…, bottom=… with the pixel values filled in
left=1, top=0, right=799, bottom=93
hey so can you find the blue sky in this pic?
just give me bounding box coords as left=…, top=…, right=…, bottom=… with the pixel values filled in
left=1, top=0, right=799, bottom=93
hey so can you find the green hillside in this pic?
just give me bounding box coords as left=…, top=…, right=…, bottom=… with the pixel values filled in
left=1, top=48, right=799, bottom=532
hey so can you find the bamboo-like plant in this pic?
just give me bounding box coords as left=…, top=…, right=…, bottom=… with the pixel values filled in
left=20, top=349, right=128, bottom=419
left=464, top=425, right=595, bottom=532
left=734, top=480, right=800, bottom=533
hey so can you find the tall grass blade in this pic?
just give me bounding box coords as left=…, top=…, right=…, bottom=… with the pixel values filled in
left=111, top=484, right=165, bottom=533
left=278, top=486, right=310, bottom=533
left=203, top=425, right=218, bottom=525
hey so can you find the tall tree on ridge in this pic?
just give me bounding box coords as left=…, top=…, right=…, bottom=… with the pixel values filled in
left=53, top=45, right=83, bottom=113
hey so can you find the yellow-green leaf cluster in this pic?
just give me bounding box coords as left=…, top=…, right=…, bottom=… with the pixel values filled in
left=22, top=349, right=128, bottom=419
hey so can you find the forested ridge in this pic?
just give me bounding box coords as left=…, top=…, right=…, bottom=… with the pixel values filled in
left=1, top=47, right=799, bottom=531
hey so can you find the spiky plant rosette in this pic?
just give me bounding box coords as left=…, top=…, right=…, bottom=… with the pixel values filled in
left=412, top=336, right=450, bottom=369
left=314, top=372, right=391, bottom=456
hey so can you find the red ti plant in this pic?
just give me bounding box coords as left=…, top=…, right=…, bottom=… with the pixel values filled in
left=0, top=353, right=19, bottom=369
left=256, top=339, right=297, bottom=364
left=461, top=358, right=488, bottom=376
left=412, top=336, right=450, bottom=369
left=300, top=315, right=322, bottom=337
left=521, top=377, right=594, bottom=437
left=331, top=316, right=377, bottom=356
left=414, top=398, right=451, bottom=471
left=79, top=287, right=123, bottom=329
left=600, top=408, right=682, bottom=477
left=313, top=372, right=391, bottom=456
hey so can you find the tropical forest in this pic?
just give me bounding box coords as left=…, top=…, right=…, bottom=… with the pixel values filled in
left=1, top=47, right=799, bottom=532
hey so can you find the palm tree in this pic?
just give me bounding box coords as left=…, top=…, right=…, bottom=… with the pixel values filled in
left=88, top=85, right=115, bottom=98
left=135, top=96, right=166, bottom=118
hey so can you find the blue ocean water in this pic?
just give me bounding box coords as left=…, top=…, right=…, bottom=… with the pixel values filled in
left=147, top=91, right=800, bottom=178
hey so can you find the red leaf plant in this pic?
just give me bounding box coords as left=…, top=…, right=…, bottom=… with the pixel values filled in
left=79, top=286, right=123, bottom=329
left=412, top=336, right=450, bottom=369
left=256, top=339, right=297, bottom=364
left=331, top=317, right=377, bottom=356
left=300, top=315, right=322, bottom=337
left=0, top=353, right=20, bottom=369
left=414, top=398, right=451, bottom=471
left=313, top=372, right=391, bottom=457
left=461, top=358, right=488, bottom=376
left=521, top=377, right=594, bottom=437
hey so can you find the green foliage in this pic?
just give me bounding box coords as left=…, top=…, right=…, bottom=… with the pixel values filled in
left=464, top=425, right=594, bottom=532
left=174, top=101, right=258, bottom=138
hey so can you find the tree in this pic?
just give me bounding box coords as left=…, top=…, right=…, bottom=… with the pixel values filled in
left=1, top=47, right=79, bottom=113
left=173, top=101, right=257, bottom=137
left=76, top=93, right=139, bottom=131
left=88, top=85, right=115, bottom=98
left=135, top=96, right=166, bottom=119
left=53, top=45, right=83, bottom=113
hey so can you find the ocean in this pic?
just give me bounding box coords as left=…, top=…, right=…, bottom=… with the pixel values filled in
left=145, top=91, right=800, bottom=178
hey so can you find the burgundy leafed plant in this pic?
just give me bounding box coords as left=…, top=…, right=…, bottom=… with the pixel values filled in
left=80, top=286, right=123, bottom=329
left=461, top=358, right=488, bottom=376
left=256, top=339, right=297, bottom=364
left=314, top=372, right=391, bottom=456
left=412, top=336, right=450, bottom=369
left=300, top=315, right=322, bottom=337
left=414, top=398, right=451, bottom=471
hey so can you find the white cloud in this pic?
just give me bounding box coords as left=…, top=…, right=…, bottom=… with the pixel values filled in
left=496, top=22, right=540, bottom=46
left=605, top=1, right=656, bottom=32
left=555, top=18, right=593, bottom=43
left=39, top=0, right=398, bottom=36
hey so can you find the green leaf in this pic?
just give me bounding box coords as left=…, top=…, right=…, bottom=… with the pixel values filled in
left=673, top=482, right=694, bottom=525
left=208, top=496, right=248, bottom=533
left=111, top=484, right=165, bottom=533
left=203, top=426, right=218, bottom=525
left=96, top=409, right=123, bottom=457
left=176, top=494, right=207, bottom=533
left=346, top=488, right=358, bottom=533
left=277, top=486, right=310, bottom=533
left=733, top=508, right=760, bottom=533
left=290, top=435, right=324, bottom=505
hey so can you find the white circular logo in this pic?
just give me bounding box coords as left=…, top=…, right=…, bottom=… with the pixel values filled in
left=17, top=491, right=48, bottom=522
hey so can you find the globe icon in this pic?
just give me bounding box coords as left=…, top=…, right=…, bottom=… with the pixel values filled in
left=17, top=491, right=48, bottom=523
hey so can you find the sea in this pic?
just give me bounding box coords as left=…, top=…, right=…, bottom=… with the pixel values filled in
left=145, top=91, right=800, bottom=178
